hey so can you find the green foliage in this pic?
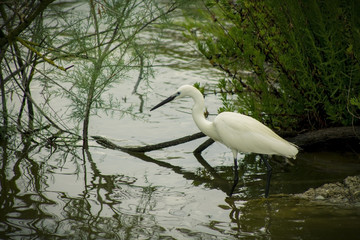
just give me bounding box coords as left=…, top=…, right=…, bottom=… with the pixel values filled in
left=1, top=0, right=177, bottom=148
left=50, top=1, right=156, bottom=122
left=184, top=0, right=360, bottom=131
left=193, top=82, right=206, bottom=95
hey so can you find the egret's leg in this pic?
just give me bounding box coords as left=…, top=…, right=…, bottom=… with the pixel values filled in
left=229, top=158, right=239, bottom=196
left=233, top=157, right=239, bottom=184
left=260, top=156, right=272, bottom=198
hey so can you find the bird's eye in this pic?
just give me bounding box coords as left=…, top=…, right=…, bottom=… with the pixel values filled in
left=177, top=91, right=180, bottom=95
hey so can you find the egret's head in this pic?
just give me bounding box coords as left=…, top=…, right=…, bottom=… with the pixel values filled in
left=150, top=85, right=193, bottom=111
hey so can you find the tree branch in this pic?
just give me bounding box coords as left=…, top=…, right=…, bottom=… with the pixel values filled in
left=93, top=126, right=360, bottom=154
left=0, top=0, right=56, bottom=47
left=92, top=132, right=206, bottom=153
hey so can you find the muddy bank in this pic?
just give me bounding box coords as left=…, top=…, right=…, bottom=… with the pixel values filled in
left=294, top=175, right=360, bottom=205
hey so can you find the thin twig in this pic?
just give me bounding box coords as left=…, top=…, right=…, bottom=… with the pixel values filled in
left=132, top=50, right=144, bottom=94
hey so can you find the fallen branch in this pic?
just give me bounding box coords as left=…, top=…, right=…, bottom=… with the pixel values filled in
left=92, top=132, right=206, bottom=153
left=193, top=138, right=215, bottom=154
left=93, top=126, right=360, bottom=154
left=287, top=126, right=360, bottom=148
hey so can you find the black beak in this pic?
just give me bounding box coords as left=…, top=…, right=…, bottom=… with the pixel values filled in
left=150, top=93, right=177, bottom=111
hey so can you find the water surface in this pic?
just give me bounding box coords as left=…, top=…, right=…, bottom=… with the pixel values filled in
left=1, top=7, right=360, bottom=240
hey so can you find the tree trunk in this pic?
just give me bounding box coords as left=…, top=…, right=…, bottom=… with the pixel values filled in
left=287, top=126, right=360, bottom=149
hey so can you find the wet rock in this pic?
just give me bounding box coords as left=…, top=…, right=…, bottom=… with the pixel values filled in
left=294, top=175, right=360, bottom=204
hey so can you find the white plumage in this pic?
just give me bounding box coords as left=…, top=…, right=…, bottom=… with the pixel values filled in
left=213, top=112, right=298, bottom=158
left=151, top=84, right=298, bottom=197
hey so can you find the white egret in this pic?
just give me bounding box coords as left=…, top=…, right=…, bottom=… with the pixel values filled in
left=150, top=85, right=298, bottom=197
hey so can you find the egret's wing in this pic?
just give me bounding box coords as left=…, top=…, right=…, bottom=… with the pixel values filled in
left=213, top=112, right=298, bottom=157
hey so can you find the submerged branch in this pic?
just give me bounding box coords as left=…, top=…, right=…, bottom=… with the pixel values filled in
left=93, top=126, right=360, bottom=154
left=92, top=132, right=206, bottom=153
left=193, top=138, right=215, bottom=154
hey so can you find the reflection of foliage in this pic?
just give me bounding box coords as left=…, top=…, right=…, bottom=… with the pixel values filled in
left=0, top=138, right=163, bottom=239
left=59, top=153, right=162, bottom=239
left=0, top=136, right=67, bottom=238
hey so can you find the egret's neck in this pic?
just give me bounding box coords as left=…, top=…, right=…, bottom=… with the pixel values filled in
left=190, top=90, right=219, bottom=141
